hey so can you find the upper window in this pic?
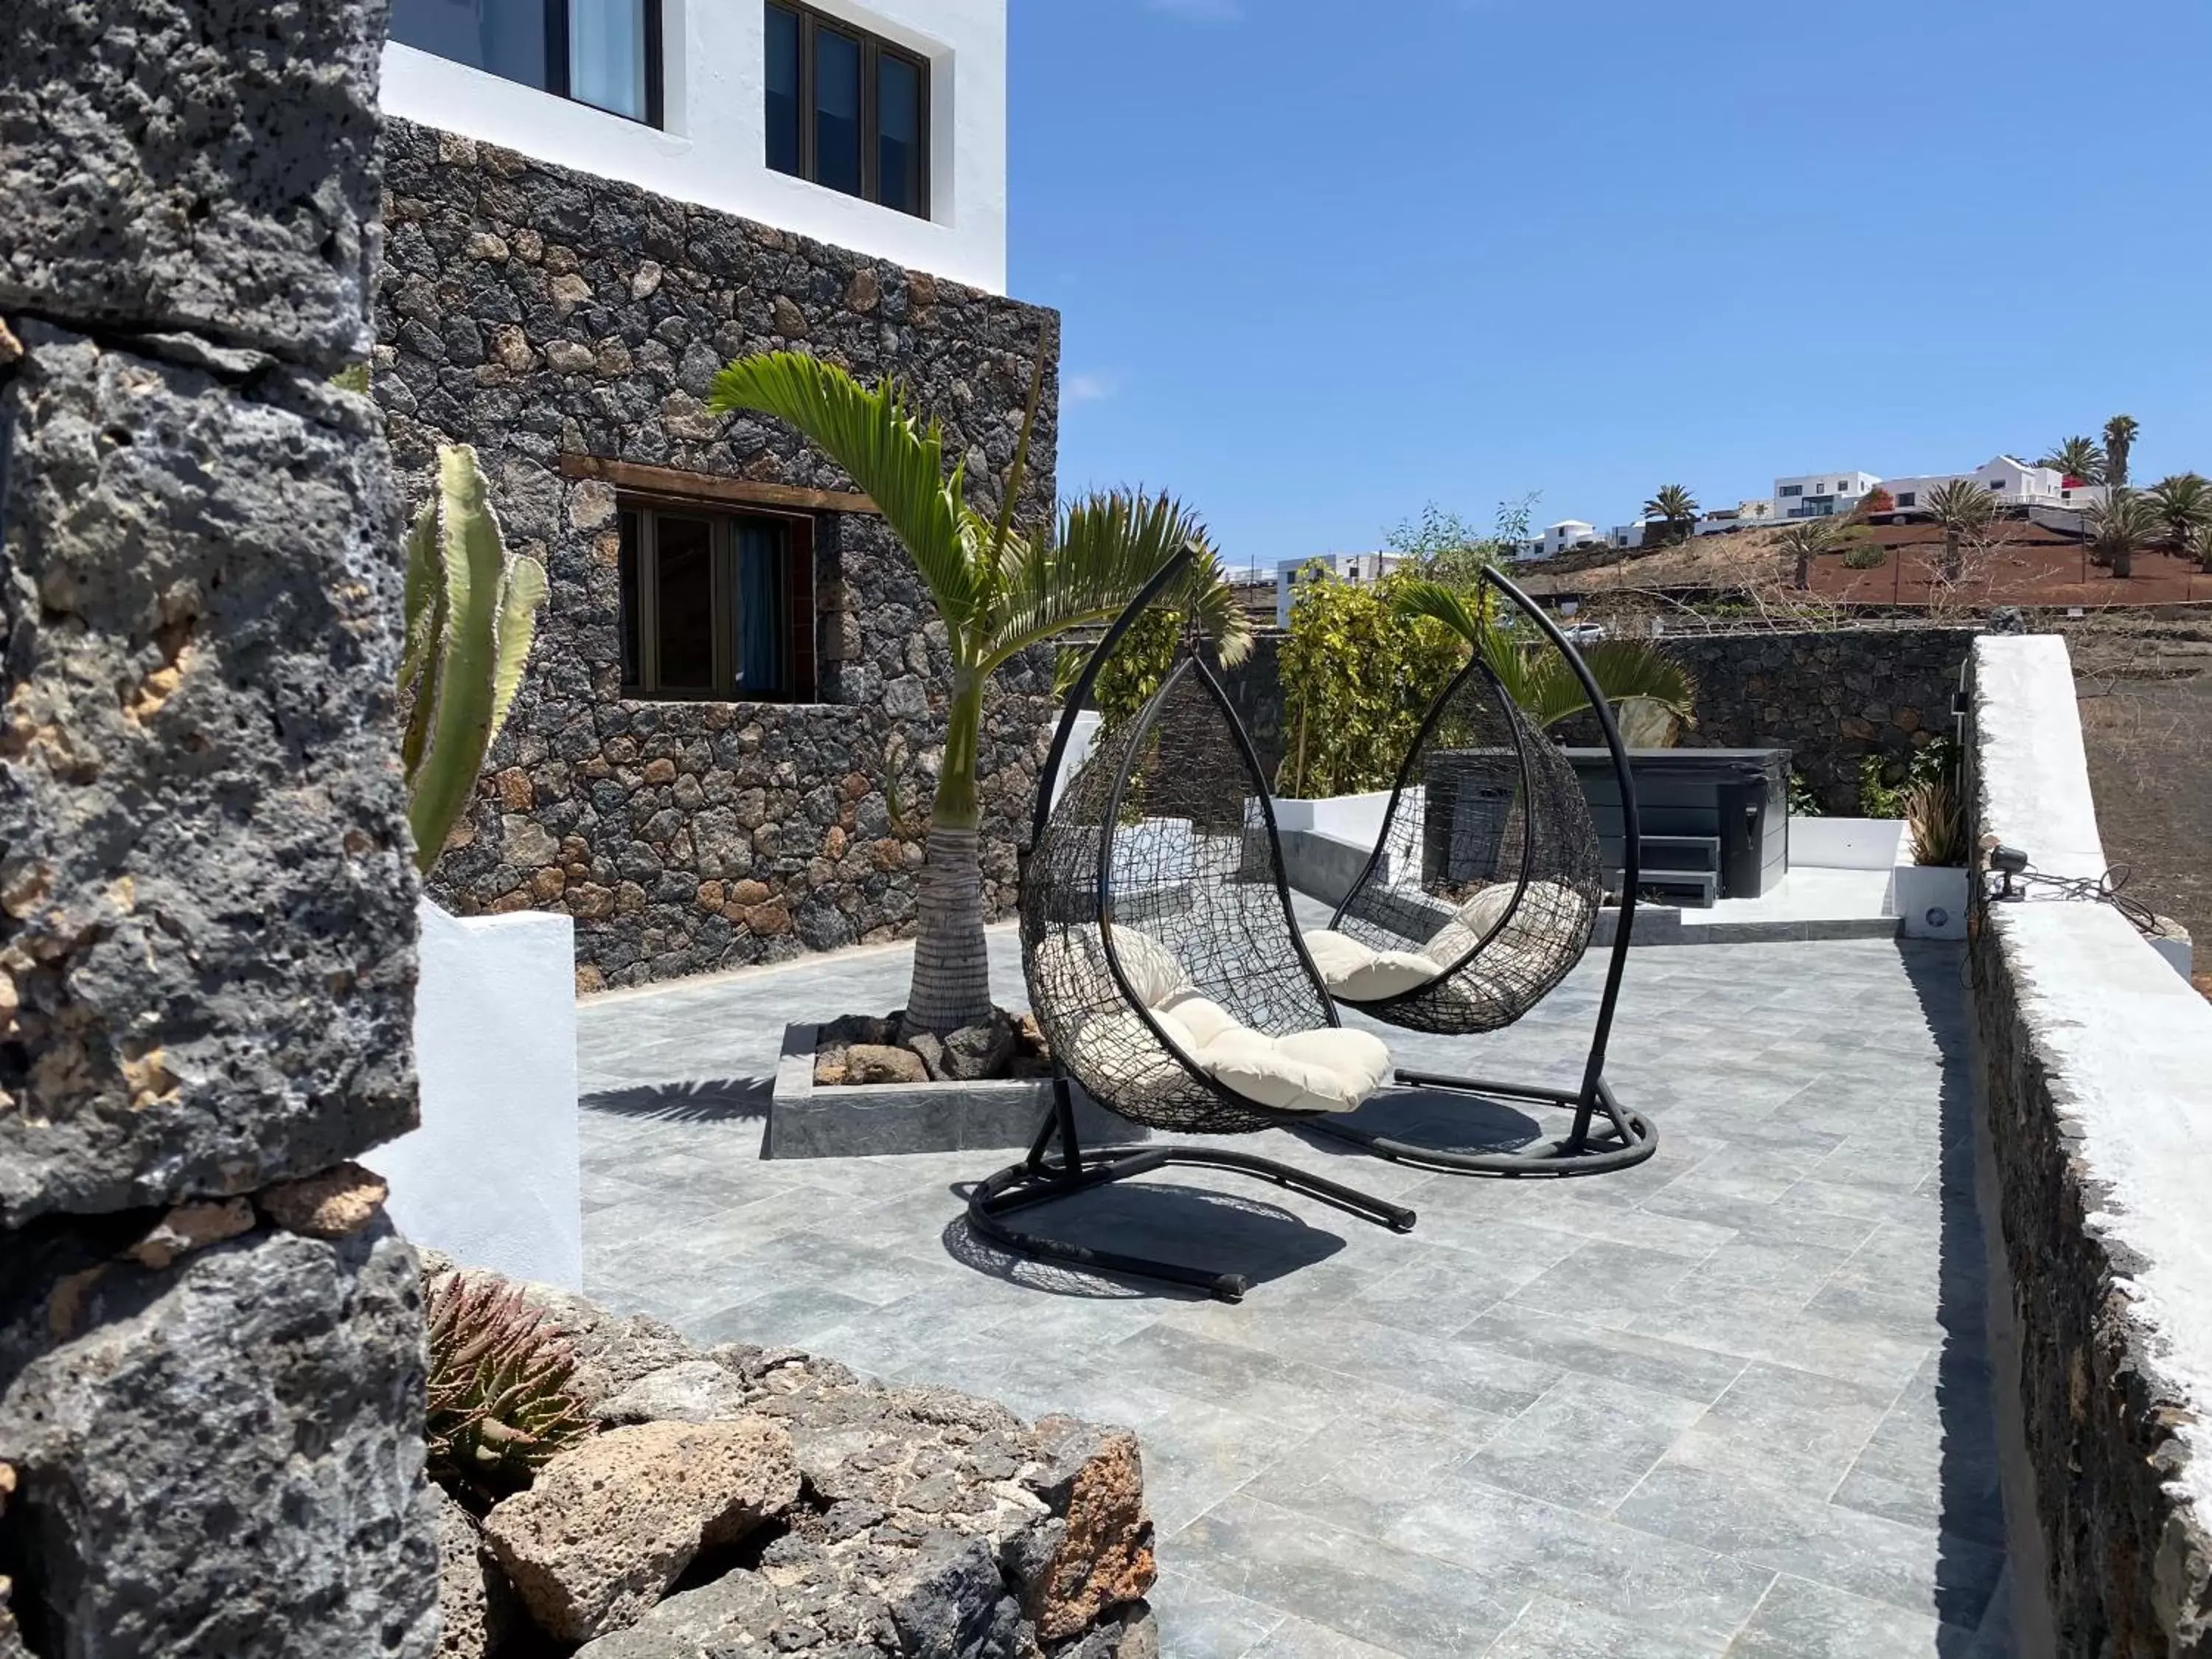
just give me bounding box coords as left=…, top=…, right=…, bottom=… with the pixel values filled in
left=392, top=0, right=664, bottom=125
left=1896, top=491, right=1917, bottom=507
left=1778, top=484, right=1802, bottom=497
left=618, top=505, right=818, bottom=701
left=765, top=3, right=930, bottom=218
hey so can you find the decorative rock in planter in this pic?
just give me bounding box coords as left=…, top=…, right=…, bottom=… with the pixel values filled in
left=481, top=1417, right=801, bottom=1642
left=772, top=1023, right=1148, bottom=1158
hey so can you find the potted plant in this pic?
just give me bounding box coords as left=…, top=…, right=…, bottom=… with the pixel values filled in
left=1893, top=771, right=1968, bottom=940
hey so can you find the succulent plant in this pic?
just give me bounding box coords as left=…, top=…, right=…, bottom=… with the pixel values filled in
left=398, top=443, right=548, bottom=874
left=425, top=1271, right=594, bottom=1502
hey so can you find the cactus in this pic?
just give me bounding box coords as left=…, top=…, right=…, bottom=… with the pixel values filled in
left=425, top=1271, right=594, bottom=1503
left=398, top=444, right=548, bottom=874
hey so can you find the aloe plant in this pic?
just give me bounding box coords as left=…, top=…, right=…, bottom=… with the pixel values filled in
left=425, top=1272, right=594, bottom=1503
left=399, top=445, right=548, bottom=874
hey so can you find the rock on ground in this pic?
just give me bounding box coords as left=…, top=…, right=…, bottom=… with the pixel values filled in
left=482, top=1418, right=801, bottom=1641
left=436, top=1489, right=524, bottom=1659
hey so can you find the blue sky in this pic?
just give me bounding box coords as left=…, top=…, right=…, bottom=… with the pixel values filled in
left=1009, top=0, right=2212, bottom=566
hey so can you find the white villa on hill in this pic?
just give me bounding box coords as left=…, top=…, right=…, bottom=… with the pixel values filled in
left=1273, top=552, right=1407, bottom=627
left=1873, top=456, right=2107, bottom=518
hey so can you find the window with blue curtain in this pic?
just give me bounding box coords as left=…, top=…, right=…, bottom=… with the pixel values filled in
left=618, top=506, right=813, bottom=702
left=737, top=524, right=785, bottom=697
left=392, top=0, right=663, bottom=127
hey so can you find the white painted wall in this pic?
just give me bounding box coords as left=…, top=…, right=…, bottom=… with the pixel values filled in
left=1882, top=456, right=2076, bottom=515
left=1790, top=815, right=1907, bottom=872
left=1274, top=552, right=1406, bottom=627
left=381, top=0, right=1008, bottom=293
left=380, top=902, right=584, bottom=1288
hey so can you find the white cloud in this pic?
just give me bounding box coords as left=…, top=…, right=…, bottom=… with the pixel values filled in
left=1146, top=0, right=1242, bottom=20
left=1064, top=372, right=1120, bottom=406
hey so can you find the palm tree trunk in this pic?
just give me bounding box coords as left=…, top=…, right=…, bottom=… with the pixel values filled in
left=1795, top=549, right=1810, bottom=588
left=1942, top=529, right=1961, bottom=582
left=904, top=667, right=994, bottom=1032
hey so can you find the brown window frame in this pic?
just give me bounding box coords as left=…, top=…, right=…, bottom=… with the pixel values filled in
left=618, top=499, right=818, bottom=703
left=764, top=1, right=931, bottom=219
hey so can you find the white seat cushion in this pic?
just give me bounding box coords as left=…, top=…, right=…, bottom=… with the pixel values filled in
left=1104, top=925, right=1192, bottom=1006
left=1155, top=989, right=1239, bottom=1047
left=1196, top=1023, right=1388, bottom=1115
left=1065, top=1008, right=1200, bottom=1092
left=1301, top=928, right=1441, bottom=1001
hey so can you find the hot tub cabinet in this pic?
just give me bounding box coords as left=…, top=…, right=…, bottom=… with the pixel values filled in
left=1563, top=748, right=1790, bottom=906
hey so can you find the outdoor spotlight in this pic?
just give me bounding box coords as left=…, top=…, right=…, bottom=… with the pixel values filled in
left=1989, top=844, right=2029, bottom=901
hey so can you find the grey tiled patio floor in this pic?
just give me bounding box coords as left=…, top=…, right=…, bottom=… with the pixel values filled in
left=577, top=925, right=2012, bottom=1658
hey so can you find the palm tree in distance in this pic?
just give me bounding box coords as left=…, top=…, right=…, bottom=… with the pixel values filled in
left=2038, top=436, right=2107, bottom=485
left=706, top=351, right=1248, bottom=1032
left=1777, top=517, right=1862, bottom=589
left=2146, top=473, right=2212, bottom=552
left=2104, top=414, right=2141, bottom=487
left=1642, top=484, right=1699, bottom=545
left=2089, top=488, right=2160, bottom=579
left=1924, top=478, right=1997, bottom=582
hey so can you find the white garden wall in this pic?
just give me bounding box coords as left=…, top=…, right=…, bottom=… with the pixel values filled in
left=379, top=900, right=583, bottom=1288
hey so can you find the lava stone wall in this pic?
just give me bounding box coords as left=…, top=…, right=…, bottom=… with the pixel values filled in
left=1, top=0, right=435, bottom=1651
left=372, top=119, right=1060, bottom=990
left=1655, top=627, right=1979, bottom=810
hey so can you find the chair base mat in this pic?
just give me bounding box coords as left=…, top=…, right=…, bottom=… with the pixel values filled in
left=1302, top=1072, right=1658, bottom=1178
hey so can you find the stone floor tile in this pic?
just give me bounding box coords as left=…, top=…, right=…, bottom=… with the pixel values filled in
left=1464, top=1375, right=1707, bottom=1514
left=1384, top=1473, right=1775, bottom=1652
left=1613, top=1461, right=2003, bottom=1629
left=1655, top=1360, right=1899, bottom=1495
left=1239, top=1419, right=1500, bottom=1543
left=1482, top=1594, right=1720, bottom=1659
left=1457, top=1306, right=1750, bottom=1404
left=1174, top=1495, right=1524, bottom=1659
left=1721, top=1573, right=1961, bottom=1658
left=1240, top=1615, right=1405, bottom=1658
left=1147, top=1569, right=1287, bottom=1658
left=1505, top=1237, right=1714, bottom=1332
left=1211, top=1307, right=1563, bottom=1419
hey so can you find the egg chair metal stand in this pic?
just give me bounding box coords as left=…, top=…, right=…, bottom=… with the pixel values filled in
left=966, top=549, right=1416, bottom=1303
left=1299, top=568, right=1657, bottom=1178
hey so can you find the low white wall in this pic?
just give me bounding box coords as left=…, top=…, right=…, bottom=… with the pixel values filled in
left=1970, top=632, right=2212, bottom=1641
left=380, top=901, right=582, bottom=1288
left=1789, top=815, right=1905, bottom=871
left=1273, top=790, right=1394, bottom=847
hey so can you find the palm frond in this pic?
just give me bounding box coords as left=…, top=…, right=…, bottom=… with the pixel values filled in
left=979, top=492, right=1246, bottom=672
left=706, top=352, right=977, bottom=634
left=1501, top=638, right=1698, bottom=730
left=1389, top=577, right=1489, bottom=648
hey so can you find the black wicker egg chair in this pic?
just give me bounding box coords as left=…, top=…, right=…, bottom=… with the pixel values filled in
left=967, top=549, right=1416, bottom=1303
left=1297, top=567, right=1657, bottom=1176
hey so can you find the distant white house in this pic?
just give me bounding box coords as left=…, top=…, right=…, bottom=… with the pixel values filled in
left=1520, top=519, right=1606, bottom=560
left=1877, top=456, right=2105, bottom=518
left=1274, top=552, right=1407, bottom=628
left=1772, top=470, right=1882, bottom=520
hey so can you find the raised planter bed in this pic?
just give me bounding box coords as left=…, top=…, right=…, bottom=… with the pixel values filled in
left=768, top=1023, right=1148, bottom=1158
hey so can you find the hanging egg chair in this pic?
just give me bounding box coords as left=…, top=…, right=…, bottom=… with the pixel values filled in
left=1295, top=567, right=1658, bottom=1175
left=966, top=547, right=1417, bottom=1302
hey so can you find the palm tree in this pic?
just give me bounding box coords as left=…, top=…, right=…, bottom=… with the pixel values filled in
left=1642, top=484, right=1699, bottom=544
left=1924, top=478, right=1997, bottom=581
left=2088, top=488, right=2160, bottom=579
left=2189, top=522, right=2212, bottom=572
left=2146, top=472, right=2212, bottom=551
left=1776, top=518, right=1864, bottom=588
left=1391, top=580, right=1697, bottom=732
left=2104, top=414, right=2140, bottom=486
left=706, top=351, right=1248, bottom=1032
left=2037, top=436, right=2107, bottom=485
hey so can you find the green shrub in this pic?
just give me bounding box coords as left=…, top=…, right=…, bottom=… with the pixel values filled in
left=1277, top=565, right=1462, bottom=798
left=1859, top=737, right=1958, bottom=818
left=1787, top=769, right=1824, bottom=816
left=1842, top=542, right=1885, bottom=570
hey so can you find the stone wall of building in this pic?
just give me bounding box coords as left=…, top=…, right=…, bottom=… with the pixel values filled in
left=372, top=119, right=1060, bottom=991
left=1, top=1, right=435, bottom=1652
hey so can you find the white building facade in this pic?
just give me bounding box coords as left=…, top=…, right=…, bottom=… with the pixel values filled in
left=1771, top=470, right=1882, bottom=520
left=1275, top=553, right=1407, bottom=627
left=380, top=0, right=1009, bottom=292
left=1877, top=456, right=2103, bottom=516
